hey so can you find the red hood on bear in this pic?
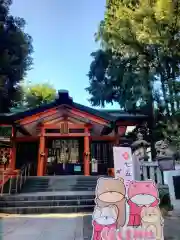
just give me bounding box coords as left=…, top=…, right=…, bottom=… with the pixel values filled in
left=127, top=180, right=159, bottom=227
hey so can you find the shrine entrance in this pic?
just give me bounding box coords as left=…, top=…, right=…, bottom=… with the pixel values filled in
left=46, top=138, right=84, bottom=175
left=90, top=141, right=114, bottom=175
left=16, top=141, right=39, bottom=176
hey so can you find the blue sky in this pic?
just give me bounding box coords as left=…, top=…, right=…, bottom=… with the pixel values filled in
left=10, top=0, right=117, bottom=109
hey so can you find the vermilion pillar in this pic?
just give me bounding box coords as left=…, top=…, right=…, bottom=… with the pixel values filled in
left=11, top=125, right=16, bottom=170
left=43, top=148, right=48, bottom=175
left=115, top=126, right=127, bottom=146
left=37, top=126, right=45, bottom=176
left=84, top=126, right=90, bottom=176
left=114, top=133, right=119, bottom=146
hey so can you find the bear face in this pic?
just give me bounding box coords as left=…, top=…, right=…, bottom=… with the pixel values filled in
left=92, top=205, right=118, bottom=225
left=95, top=177, right=126, bottom=228
left=128, top=180, right=159, bottom=205
left=95, top=177, right=126, bottom=203
left=141, top=207, right=162, bottom=223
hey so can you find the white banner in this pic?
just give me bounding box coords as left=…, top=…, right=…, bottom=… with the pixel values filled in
left=113, top=147, right=134, bottom=186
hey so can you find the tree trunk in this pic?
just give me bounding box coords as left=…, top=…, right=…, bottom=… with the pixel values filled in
left=143, top=59, right=156, bottom=159
left=160, top=73, right=170, bottom=116
left=167, top=80, right=176, bottom=115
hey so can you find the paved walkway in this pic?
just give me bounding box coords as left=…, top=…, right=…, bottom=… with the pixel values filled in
left=0, top=214, right=92, bottom=240
left=0, top=213, right=180, bottom=240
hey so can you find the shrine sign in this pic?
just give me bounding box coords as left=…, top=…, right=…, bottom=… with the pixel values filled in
left=113, top=147, right=135, bottom=185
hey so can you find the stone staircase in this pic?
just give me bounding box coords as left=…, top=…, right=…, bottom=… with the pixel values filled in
left=20, top=177, right=50, bottom=193
left=0, top=176, right=99, bottom=214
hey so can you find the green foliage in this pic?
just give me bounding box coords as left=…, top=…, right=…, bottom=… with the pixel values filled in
left=87, top=0, right=180, bottom=144
left=102, top=0, right=180, bottom=52
left=87, top=49, right=154, bottom=111
left=23, top=83, right=57, bottom=108
left=159, top=188, right=173, bottom=211
left=0, top=126, right=12, bottom=137
left=0, top=0, right=33, bottom=113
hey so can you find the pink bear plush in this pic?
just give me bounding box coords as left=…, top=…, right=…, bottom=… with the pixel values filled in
left=127, top=180, right=159, bottom=227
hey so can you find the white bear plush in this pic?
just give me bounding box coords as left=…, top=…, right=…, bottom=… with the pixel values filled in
left=92, top=205, right=118, bottom=240
left=93, top=205, right=118, bottom=225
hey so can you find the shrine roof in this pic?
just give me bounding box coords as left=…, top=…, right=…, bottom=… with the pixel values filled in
left=99, top=110, right=148, bottom=120
left=0, top=90, right=148, bottom=124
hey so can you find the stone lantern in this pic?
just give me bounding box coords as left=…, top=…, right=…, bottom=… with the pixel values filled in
left=131, top=131, right=150, bottom=161
left=155, top=140, right=175, bottom=171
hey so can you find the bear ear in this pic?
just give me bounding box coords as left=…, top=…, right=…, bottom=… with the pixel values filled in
left=147, top=179, right=156, bottom=187
left=96, top=177, right=104, bottom=190
left=97, top=177, right=103, bottom=184
left=117, top=177, right=124, bottom=183
left=97, top=177, right=108, bottom=185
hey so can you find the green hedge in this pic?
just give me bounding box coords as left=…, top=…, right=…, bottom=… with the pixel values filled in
left=159, top=189, right=173, bottom=211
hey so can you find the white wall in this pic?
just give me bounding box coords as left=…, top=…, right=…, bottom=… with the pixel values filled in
left=163, top=165, right=180, bottom=209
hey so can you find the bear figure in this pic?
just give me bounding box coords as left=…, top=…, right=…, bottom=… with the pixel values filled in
left=92, top=205, right=118, bottom=240
left=127, top=180, right=159, bottom=227
left=141, top=206, right=164, bottom=240
left=95, top=177, right=126, bottom=228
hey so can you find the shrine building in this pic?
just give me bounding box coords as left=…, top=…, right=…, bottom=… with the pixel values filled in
left=0, top=91, right=148, bottom=177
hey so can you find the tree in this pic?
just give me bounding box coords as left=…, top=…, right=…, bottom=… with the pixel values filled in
left=0, top=0, right=33, bottom=113
left=86, top=49, right=155, bottom=112
left=23, top=83, right=56, bottom=108
left=87, top=0, right=180, bottom=114
left=86, top=0, right=180, bottom=154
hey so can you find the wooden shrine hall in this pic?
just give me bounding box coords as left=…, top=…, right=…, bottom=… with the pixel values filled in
left=0, top=91, right=148, bottom=177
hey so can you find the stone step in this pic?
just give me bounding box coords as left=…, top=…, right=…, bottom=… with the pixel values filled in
left=24, top=181, right=49, bottom=184
left=24, top=182, right=97, bottom=187
left=19, top=179, right=49, bottom=193
left=25, top=177, right=50, bottom=180
left=20, top=186, right=96, bottom=192
left=23, top=185, right=50, bottom=188
left=0, top=198, right=95, bottom=207
left=1, top=175, right=98, bottom=214
left=25, top=176, right=100, bottom=180
left=0, top=193, right=95, bottom=201
left=19, top=176, right=98, bottom=193
left=0, top=204, right=94, bottom=214
left=24, top=182, right=49, bottom=186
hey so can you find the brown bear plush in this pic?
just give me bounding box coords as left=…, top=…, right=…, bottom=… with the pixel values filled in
left=95, top=177, right=126, bottom=228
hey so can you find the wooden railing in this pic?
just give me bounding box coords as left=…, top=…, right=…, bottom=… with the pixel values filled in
left=0, top=163, right=31, bottom=195
left=0, top=168, right=15, bottom=186
left=139, top=161, right=164, bottom=185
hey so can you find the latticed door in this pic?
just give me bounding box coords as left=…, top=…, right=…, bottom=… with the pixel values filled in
left=48, top=139, right=80, bottom=164
left=47, top=138, right=84, bottom=175
left=91, top=141, right=113, bottom=175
